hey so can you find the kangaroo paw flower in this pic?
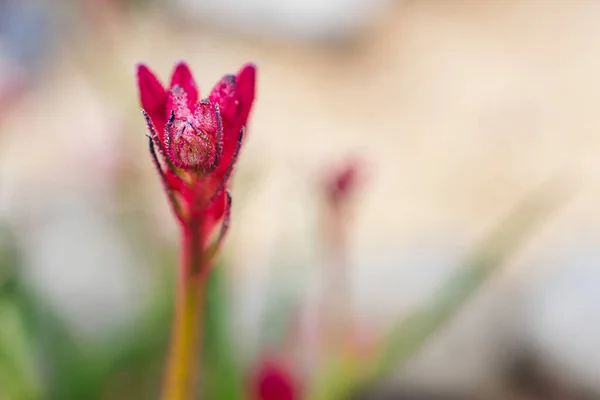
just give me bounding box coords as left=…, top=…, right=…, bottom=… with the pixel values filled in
left=136, top=61, right=256, bottom=267
left=136, top=61, right=256, bottom=400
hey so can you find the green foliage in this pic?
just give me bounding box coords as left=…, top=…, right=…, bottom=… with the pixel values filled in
left=310, top=181, right=570, bottom=400
left=0, top=227, right=43, bottom=400
left=0, top=225, right=174, bottom=400
left=0, top=180, right=572, bottom=400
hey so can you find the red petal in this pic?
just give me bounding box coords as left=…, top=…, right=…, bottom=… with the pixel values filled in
left=136, top=64, right=167, bottom=136
left=165, top=169, right=187, bottom=194
left=202, top=190, right=227, bottom=238
left=208, top=63, right=257, bottom=182
left=208, top=74, right=237, bottom=123
left=208, top=75, right=239, bottom=174
left=235, top=63, right=257, bottom=129
left=207, top=190, right=227, bottom=221
left=170, top=61, right=199, bottom=107
left=193, top=100, right=219, bottom=135
left=167, top=84, right=192, bottom=121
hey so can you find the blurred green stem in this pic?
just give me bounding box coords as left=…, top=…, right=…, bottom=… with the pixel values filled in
left=322, top=204, right=351, bottom=346
left=310, top=179, right=571, bottom=400
left=162, top=224, right=205, bottom=400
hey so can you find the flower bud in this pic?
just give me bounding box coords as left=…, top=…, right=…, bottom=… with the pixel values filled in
left=166, top=89, right=221, bottom=172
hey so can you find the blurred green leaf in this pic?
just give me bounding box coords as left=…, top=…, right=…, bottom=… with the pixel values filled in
left=81, top=249, right=176, bottom=400
left=15, top=276, right=100, bottom=400
left=0, top=297, right=43, bottom=400
left=9, top=241, right=174, bottom=400
left=310, top=180, right=572, bottom=400
left=93, top=264, right=174, bottom=400
left=0, top=226, right=43, bottom=400
left=0, top=224, right=109, bottom=400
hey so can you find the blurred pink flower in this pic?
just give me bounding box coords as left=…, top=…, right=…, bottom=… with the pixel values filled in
left=251, top=357, right=299, bottom=400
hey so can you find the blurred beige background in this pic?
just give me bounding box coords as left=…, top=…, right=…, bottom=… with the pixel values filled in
left=2, top=0, right=600, bottom=397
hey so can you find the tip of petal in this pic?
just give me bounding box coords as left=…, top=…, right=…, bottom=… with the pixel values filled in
left=236, top=62, right=257, bottom=116
left=136, top=63, right=162, bottom=87
left=170, top=61, right=199, bottom=104
left=174, top=60, right=188, bottom=67
left=240, top=62, right=257, bottom=72
left=171, top=61, right=192, bottom=80
left=136, top=62, right=167, bottom=133
left=237, top=63, right=257, bottom=84
left=136, top=63, right=160, bottom=84
left=136, top=62, right=148, bottom=73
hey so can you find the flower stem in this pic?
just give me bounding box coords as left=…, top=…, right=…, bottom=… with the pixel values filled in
left=322, top=205, right=351, bottom=340
left=162, top=223, right=205, bottom=400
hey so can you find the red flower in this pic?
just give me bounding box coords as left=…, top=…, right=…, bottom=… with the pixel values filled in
left=251, top=358, right=298, bottom=400
left=323, top=158, right=362, bottom=209
left=136, top=61, right=256, bottom=265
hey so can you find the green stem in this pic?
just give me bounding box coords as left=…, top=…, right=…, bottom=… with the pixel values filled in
left=161, top=224, right=205, bottom=400
left=321, top=205, right=351, bottom=347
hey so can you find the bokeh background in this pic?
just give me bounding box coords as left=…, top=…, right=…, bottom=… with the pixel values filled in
left=2, top=0, right=600, bottom=399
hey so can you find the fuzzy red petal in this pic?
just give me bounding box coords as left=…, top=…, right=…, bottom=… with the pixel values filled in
left=136, top=64, right=167, bottom=139
left=208, top=76, right=239, bottom=175
left=208, top=74, right=237, bottom=126
left=208, top=64, right=256, bottom=135
left=167, top=85, right=192, bottom=121
left=167, top=99, right=220, bottom=171
left=208, top=64, right=256, bottom=182
left=201, top=190, right=227, bottom=238
left=170, top=62, right=199, bottom=108
left=193, top=100, right=219, bottom=136
left=234, top=63, right=257, bottom=131
left=207, top=189, right=227, bottom=221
